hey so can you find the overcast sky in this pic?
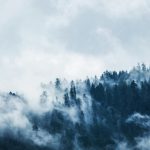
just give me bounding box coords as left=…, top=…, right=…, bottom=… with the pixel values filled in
left=0, top=0, right=150, bottom=97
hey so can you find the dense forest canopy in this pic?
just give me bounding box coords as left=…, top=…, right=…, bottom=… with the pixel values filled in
left=1, top=64, right=150, bottom=150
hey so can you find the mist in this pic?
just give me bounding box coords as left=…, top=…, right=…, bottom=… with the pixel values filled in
left=0, top=1, right=150, bottom=149
left=0, top=65, right=150, bottom=149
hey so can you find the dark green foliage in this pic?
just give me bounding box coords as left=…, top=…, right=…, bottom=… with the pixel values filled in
left=3, top=66, right=150, bottom=150
left=90, top=83, right=105, bottom=103
left=0, top=137, right=53, bottom=150
left=70, top=81, right=76, bottom=100
left=49, top=109, right=65, bottom=134
left=55, top=78, right=61, bottom=90
left=64, top=91, right=70, bottom=107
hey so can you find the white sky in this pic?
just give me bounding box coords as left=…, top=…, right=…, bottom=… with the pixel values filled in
left=0, top=0, right=150, bottom=98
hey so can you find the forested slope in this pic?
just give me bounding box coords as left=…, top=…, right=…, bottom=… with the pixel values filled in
left=0, top=64, right=150, bottom=150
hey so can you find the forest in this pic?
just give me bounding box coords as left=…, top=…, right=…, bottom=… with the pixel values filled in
left=0, top=64, right=150, bottom=150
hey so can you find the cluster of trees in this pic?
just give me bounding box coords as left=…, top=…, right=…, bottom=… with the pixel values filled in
left=90, top=80, right=150, bottom=116
left=1, top=64, right=150, bottom=150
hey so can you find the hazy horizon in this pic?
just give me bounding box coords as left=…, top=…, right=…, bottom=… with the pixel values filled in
left=0, top=0, right=150, bottom=97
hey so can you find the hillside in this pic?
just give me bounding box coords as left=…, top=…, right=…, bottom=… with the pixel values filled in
left=0, top=64, right=150, bottom=150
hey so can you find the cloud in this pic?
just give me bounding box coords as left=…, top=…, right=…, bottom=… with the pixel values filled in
left=136, top=135, right=150, bottom=150
left=0, top=48, right=105, bottom=100
left=98, top=0, right=150, bottom=18
left=0, top=0, right=150, bottom=99
left=116, top=142, right=131, bottom=150
left=126, top=113, right=150, bottom=128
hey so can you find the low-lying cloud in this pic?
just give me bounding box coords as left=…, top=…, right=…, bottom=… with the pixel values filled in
left=0, top=0, right=150, bottom=98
